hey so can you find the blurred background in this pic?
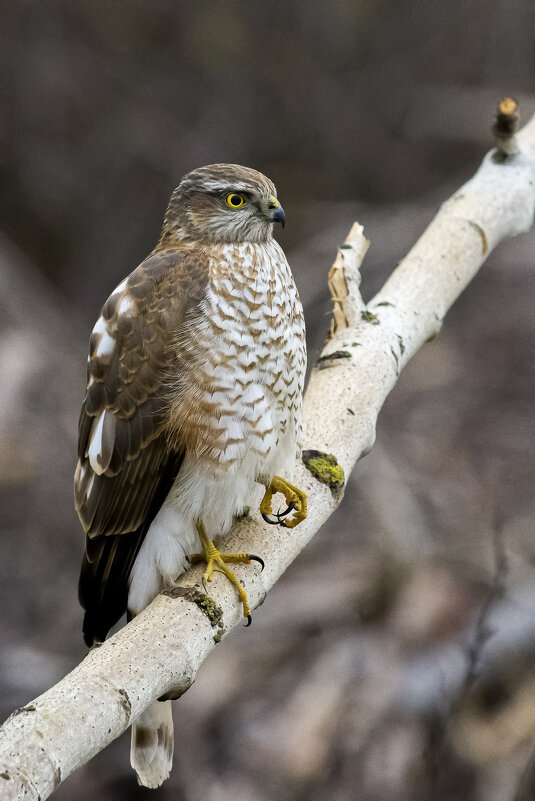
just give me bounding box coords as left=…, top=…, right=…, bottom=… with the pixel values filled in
left=1, top=2, right=535, bottom=799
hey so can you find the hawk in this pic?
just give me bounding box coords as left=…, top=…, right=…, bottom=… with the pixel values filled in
left=75, top=164, right=307, bottom=787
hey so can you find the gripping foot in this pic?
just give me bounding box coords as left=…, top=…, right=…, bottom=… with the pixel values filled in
left=190, top=522, right=264, bottom=623
left=260, top=476, right=307, bottom=529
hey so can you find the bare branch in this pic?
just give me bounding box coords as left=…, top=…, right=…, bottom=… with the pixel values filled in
left=1, top=103, right=535, bottom=800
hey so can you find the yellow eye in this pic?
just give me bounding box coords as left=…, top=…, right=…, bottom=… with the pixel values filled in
left=225, top=193, right=246, bottom=209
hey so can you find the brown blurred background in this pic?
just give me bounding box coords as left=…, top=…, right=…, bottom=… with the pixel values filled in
left=1, top=2, right=535, bottom=800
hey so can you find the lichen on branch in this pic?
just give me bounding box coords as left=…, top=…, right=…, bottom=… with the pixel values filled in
left=1, top=99, right=535, bottom=801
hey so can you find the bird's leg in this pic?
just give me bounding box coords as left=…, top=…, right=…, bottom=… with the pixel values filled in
left=260, top=476, right=307, bottom=529
left=190, top=521, right=264, bottom=624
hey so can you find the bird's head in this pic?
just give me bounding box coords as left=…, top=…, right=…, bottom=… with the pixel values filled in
left=160, top=163, right=285, bottom=245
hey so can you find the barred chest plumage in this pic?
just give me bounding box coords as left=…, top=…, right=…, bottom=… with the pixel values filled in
left=167, top=239, right=306, bottom=482
left=127, top=238, right=306, bottom=614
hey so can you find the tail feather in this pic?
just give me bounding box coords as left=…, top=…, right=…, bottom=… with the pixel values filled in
left=130, top=700, right=174, bottom=788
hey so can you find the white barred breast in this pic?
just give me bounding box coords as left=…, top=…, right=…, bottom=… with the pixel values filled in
left=128, top=239, right=306, bottom=614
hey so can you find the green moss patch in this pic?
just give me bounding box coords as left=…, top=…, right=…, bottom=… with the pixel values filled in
left=163, top=585, right=225, bottom=642
left=361, top=310, right=379, bottom=325
left=302, top=450, right=345, bottom=493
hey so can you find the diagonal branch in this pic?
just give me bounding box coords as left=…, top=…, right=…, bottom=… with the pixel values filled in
left=1, top=101, right=535, bottom=801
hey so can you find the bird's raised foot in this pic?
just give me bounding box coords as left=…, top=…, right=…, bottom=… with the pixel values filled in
left=191, top=523, right=264, bottom=622
left=261, top=500, right=297, bottom=526
left=260, top=476, right=307, bottom=529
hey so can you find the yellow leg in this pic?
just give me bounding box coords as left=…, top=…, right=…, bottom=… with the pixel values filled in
left=260, top=476, right=307, bottom=529
left=190, top=522, right=264, bottom=622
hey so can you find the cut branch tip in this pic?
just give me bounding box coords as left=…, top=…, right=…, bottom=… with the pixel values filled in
left=493, top=97, right=520, bottom=158
left=498, top=97, right=517, bottom=117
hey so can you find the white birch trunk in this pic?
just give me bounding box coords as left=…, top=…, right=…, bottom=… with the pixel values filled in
left=1, top=104, right=534, bottom=801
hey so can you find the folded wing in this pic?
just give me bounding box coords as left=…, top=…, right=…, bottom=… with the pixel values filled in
left=75, top=247, right=209, bottom=644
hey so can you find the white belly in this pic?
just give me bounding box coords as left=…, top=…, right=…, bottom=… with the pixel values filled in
left=128, top=416, right=298, bottom=615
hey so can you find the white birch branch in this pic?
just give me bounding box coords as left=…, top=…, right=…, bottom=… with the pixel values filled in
left=1, top=102, right=535, bottom=800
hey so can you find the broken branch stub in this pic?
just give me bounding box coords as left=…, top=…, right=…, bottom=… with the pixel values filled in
left=327, top=221, right=369, bottom=337
left=1, top=100, right=535, bottom=800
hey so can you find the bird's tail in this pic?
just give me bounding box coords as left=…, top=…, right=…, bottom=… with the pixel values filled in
left=130, top=700, right=174, bottom=788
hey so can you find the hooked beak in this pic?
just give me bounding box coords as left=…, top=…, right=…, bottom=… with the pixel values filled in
left=268, top=196, right=285, bottom=228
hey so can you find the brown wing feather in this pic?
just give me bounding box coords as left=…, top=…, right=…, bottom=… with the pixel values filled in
left=76, top=246, right=209, bottom=645
left=79, top=448, right=184, bottom=646
left=75, top=247, right=209, bottom=536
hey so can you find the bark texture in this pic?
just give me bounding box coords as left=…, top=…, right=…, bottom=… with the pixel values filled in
left=1, top=106, right=535, bottom=801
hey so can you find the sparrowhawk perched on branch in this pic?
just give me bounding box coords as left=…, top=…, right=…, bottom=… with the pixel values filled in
left=74, top=164, right=307, bottom=787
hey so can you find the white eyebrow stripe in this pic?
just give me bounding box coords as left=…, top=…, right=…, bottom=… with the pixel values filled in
left=202, top=181, right=255, bottom=193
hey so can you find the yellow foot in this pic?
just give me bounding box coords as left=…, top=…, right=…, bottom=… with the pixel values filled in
left=190, top=522, right=264, bottom=624
left=260, top=476, right=307, bottom=529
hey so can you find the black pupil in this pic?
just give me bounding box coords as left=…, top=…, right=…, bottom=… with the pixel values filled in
left=230, top=195, right=241, bottom=206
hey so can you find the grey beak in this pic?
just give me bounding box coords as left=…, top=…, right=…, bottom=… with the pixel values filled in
left=270, top=204, right=285, bottom=229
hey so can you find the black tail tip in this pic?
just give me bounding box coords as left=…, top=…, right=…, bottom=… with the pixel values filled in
left=82, top=613, right=105, bottom=648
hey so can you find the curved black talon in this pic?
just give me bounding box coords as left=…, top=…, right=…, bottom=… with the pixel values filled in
left=249, top=554, right=265, bottom=572
left=262, top=512, right=282, bottom=526
left=202, top=576, right=209, bottom=594
left=277, top=500, right=297, bottom=522
left=243, top=614, right=252, bottom=627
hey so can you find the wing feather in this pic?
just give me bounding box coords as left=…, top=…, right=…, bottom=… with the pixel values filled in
left=76, top=246, right=209, bottom=645
left=75, top=247, right=209, bottom=535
